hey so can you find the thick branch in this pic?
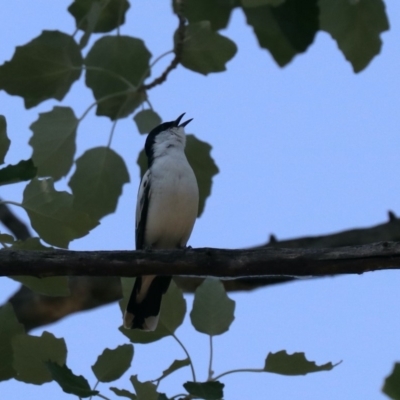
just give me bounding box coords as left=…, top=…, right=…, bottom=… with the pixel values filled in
left=1, top=242, right=400, bottom=278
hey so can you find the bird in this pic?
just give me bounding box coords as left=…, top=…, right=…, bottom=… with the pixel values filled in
left=123, top=113, right=199, bottom=331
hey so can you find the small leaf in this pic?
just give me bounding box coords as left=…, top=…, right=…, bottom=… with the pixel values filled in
left=11, top=276, right=69, bottom=297
left=46, top=361, right=98, bottom=398
left=11, top=237, right=52, bottom=250
left=22, top=178, right=97, bottom=248
left=130, top=375, right=159, bottom=400
left=175, top=0, right=236, bottom=30
left=69, top=0, right=130, bottom=33
left=92, top=344, right=134, bottom=382
left=29, top=107, right=78, bottom=181
left=0, top=116, right=11, bottom=164
left=110, top=387, right=137, bottom=399
left=0, top=159, right=37, bottom=186
left=0, top=233, right=14, bottom=244
left=264, top=350, right=338, bottom=375
left=134, top=110, right=162, bottom=134
left=159, top=359, right=190, bottom=381
left=186, top=134, right=219, bottom=216
left=183, top=381, right=224, bottom=400
left=178, top=21, right=237, bottom=75
left=0, top=303, right=25, bottom=382
left=243, top=0, right=319, bottom=67
left=0, top=31, right=82, bottom=108
left=85, top=36, right=150, bottom=119
left=383, top=362, right=400, bottom=400
left=319, top=0, right=389, bottom=73
left=69, top=147, right=130, bottom=221
left=190, top=278, right=235, bottom=336
left=120, top=280, right=186, bottom=344
left=12, top=331, right=67, bottom=384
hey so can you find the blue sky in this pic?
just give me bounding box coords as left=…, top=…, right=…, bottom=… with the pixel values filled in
left=1, top=1, right=400, bottom=399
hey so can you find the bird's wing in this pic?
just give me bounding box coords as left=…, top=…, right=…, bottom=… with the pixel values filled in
left=135, top=169, right=151, bottom=250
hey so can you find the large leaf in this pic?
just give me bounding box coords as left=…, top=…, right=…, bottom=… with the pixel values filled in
left=69, top=0, right=130, bottom=33
left=264, top=350, right=338, bottom=375
left=0, top=159, right=37, bottom=186
left=85, top=36, right=150, bottom=119
left=383, top=363, right=400, bottom=400
left=134, top=110, right=162, bottom=134
left=183, top=381, right=224, bottom=400
left=69, top=147, right=130, bottom=221
left=92, top=344, right=134, bottom=382
left=10, top=276, right=70, bottom=297
left=0, top=116, right=11, bottom=164
left=46, top=361, right=98, bottom=398
left=137, top=134, right=218, bottom=217
left=22, top=178, right=96, bottom=248
left=12, top=331, right=67, bottom=384
left=29, top=107, right=78, bottom=181
left=243, top=0, right=319, bottom=67
left=178, top=22, right=237, bottom=75
left=186, top=134, right=219, bottom=216
left=190, top=278, right=235, bottom=336
left=130, top=375, right=159, bottom=400
left=120, top=280, right=186, bottom=344
left=319, top=0, right=389, bottom=73
left=175, top=0, right=237, bottom=31
left=0, top=303, right=25, bottom=382
left=0, top=31, right=82, bottom=108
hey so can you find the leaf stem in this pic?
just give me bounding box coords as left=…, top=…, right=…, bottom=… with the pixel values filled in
left=212, top=368, right=264, bottom=381
left=207, top=335, right=214, bottom=380
left=90, top=380, right=100, bottom=400
left=150, top=50, right=174, bottom=69
left=107, top=119, right=118, bottom=148
left=0, top=200, right=23, bottom=208
left=96, top=394, right=111, bottom=400
left=172, top=332, right=196, bottom=382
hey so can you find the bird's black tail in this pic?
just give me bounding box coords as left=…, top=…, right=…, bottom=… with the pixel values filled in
left=123, top=275, right=171, bottom=331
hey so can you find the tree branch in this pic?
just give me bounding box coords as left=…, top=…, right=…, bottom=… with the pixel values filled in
left=1, top=241, right=399, bottom=278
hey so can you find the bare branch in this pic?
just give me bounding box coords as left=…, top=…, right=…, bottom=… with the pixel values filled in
left=1, top=242, right=399, bottom=279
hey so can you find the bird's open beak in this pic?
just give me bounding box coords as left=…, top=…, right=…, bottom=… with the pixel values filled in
left=175, top=113, right=193, bottom=128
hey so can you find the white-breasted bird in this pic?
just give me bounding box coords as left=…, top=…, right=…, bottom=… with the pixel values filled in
left=123, top=113, right=199, bottom=331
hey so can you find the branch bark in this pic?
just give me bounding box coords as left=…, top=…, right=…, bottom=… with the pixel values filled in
left=1, top=241, right=400, bottom=278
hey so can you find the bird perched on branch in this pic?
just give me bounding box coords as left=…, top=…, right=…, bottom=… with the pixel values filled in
left=123, top=113, right=199, bottom=331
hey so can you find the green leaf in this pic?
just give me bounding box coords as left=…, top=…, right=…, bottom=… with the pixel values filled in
left=183, top=381, right=224, bottom=400
left=69, top=0, right=130, bottom=33
left=186, top=134, right=219, bottom=216
left=319, top=0, right=389, bottom=73
left=159, top=358, right=190, bottom=381
left=0, top=116, right=11, bottom=164
left=12, top=331, right=67, bottom=384
left=383, top=363, right=400, bottom=399
left=175, top=0, right=237, bottom=30
left=0, top=159, right=37, bottom=186
left=264, top=350, right=338, bottom=375
left=178, top=22, right=237, bottom=75
left=92, top=344, right=134, bottom=382
left=22, top=178, right=97, bottom=248
left=10, top=276, right=70, bottom=297
left=0, top=31, right=82, bottom=108
left=85, top=35, right=150, bottom=119
left=243, top=0, right=319, bottom=67
left=241, top=0, right=285, bottom=6
left=130, top=375, right=159, bottom=400
left=29, top=107, right=78, bottom=181
left=134, top=110, right=162, bottom=134
left=0, top=303, right=25, bottom=381
left=69, top=147, right=130, bottom=221
left=110, top=387, right=137, bottom=399
left=11, top=237, right=52, bottom=250
left=190, top=278, right=235, bottom=336
left=137, top=134, right=218, bottom=217
left=46, top=361, right=98, bottom=398
left=120, top=280, right=186, bottom=344
left=0, top=233, right=14, bottom=244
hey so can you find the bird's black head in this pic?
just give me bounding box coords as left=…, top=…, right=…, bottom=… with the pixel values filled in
left=144, top=113, right=192, bottom=167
